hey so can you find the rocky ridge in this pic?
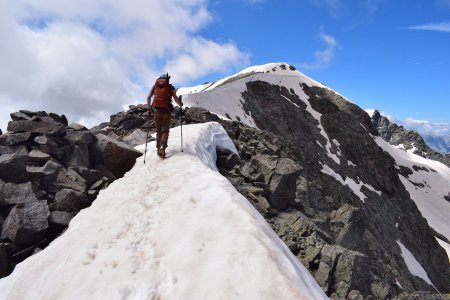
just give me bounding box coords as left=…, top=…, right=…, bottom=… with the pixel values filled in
left=371, top=110, right=450, bottom=167
left=0, top=110, right=142, bottom=277
left=102, top=99, right=449, bottom=300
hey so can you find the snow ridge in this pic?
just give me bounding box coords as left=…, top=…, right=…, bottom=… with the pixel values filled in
left=0, top=122, right=327, bottom=300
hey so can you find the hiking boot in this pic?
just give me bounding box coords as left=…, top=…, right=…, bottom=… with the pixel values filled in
left=158, top=146, right=166, bottom=159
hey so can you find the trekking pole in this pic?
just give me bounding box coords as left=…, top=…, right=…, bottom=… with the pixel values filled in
left=144, top=114, right=151, bottom=164
left=181, top=107, right=184, bottom=152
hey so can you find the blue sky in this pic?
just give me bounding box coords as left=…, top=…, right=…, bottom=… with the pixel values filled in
left=195, top=0, right=450, bottom=125
left=0, top=0, right=449, bottom=133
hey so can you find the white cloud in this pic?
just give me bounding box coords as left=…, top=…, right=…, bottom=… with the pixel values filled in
left=400, top=118, right=450, bottom=136
left=300, top=32, right=338, bottom=70
left=404, top=21, right=450, bottom=33
left=0, top=0, right=249, bottom=131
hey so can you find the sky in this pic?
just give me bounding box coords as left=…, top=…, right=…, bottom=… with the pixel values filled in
left=0, top=0, right=449, bottom=135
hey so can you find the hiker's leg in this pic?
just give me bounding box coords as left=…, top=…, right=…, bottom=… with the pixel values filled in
left=160, top=112, right=171, bottom=149
left=153, top=111, right=162, bottom=149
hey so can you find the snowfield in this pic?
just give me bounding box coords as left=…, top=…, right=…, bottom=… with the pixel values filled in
left=0, top=122, right=327, bottom=300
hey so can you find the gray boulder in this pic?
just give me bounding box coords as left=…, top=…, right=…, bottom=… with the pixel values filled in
left=90, top=133, right=142, bottom=178
left=66, top=144, right=90, bottom=168
left=27, top=159, right=64, bottom=188
left=0, top=132, right=32, bottom=146
left=0, top=180, right=40, bottom=205
left=64, top=130, right=95, bottom=145
left=7, top=116, right=66, bottom=135
left=48, top=168, right=87, bottom=193
left=0, top=145, right=28, bottom=156
left=1, top=201, right=50, bottom=245
left=268, top=158, right=302, bottom=210
left=49, top=211, right=76, bottom=226
left=0, top=153, right=29, bottom=183
left=50, top=189, right=89, bottom=212
left=27, top=150, right=51, bottom=164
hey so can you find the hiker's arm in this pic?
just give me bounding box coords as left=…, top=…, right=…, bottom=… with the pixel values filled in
left=172, top=90, right=183, bottom=107
left=147, top=87, right=154, bottom=112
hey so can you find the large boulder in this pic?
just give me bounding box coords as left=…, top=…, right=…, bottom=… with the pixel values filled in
left=7, top=115, right=66, bottom=135
left=0, top=153, right=29, bottom=183
left=49, top=211, right=76, bottom=227
left=90, top=133, right=142, bottom=178
left=1, top=201, right=50, bottom=245
left=50, top=189, right=89, bottom=212
left=48, top=168, right=87, bottom=193
left=64, top=130, right=95, bottom=145
left=27, top=159, right=64, bottom=188
left=0, top=145, right=28, bottom=156
left=66, top=144, right=90, bottom=168
left=0, top=180, right=40, bottom=206
left=27, top=150, right=51, bottom=164
left=0, top=132, right=32, bottom=146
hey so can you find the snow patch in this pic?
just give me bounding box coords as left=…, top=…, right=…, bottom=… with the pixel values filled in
left=396, top=240, right=436, bottom=289
left=320, top=164, right=381, bottom=202
left=375, top=136, right=450, bottom=242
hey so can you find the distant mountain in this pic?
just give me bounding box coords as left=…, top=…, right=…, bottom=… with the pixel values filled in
left=368, top=110, right=450, bottom=167
left=422, top=134, right=450, bottom=153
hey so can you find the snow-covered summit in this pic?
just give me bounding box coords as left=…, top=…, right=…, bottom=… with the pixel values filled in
left=0, top=122, right=327, bottom=300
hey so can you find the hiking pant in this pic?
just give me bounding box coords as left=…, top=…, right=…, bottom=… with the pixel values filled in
left=153, top=110, right=171, bottom=149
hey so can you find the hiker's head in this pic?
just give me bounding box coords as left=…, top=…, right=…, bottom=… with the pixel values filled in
left=159, top=73, right=170, bottom=80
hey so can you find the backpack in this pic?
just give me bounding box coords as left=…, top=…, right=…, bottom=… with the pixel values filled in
left=152, top=78, right=171, bottom=109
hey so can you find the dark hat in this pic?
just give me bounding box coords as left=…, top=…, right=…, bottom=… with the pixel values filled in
left=159, top=73, right=170, bottom=79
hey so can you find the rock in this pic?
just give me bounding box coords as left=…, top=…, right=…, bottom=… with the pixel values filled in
left=122, top=115, right=146, bottom=130
left=27, top=150, right=51, bottom=164
left=121, top=129, right=148, bottom=147
left=48, top=168, right=87, bottom=193
left=90, top=133, right=142, bottom=178
left=251, top=154, right=277, bottom=182
left=0, top=132, right=32, bottom=146
left=0, top=180, right=40, bottom=205
left=68, top=123, right=88, bottom=131
left=48, top=211, right=76, bottom=226
left=7, top=116, right=66, bottom=135
left=69, top=166, right=103, bottom=185
left=48, top=112, right=68, bottom=126
left=267, top=158, right=302, bottom=210
left=0, top=145, right=28, bottom=156
left=10, top=112, right=31, bottom=121
left=27, top=159, right=64, bottom=188
left=51, top=189, right=89, bottom=212
left=185, top=107, right=220, bottom=123
left=66, top=144, right=90, bottom=168
left=87, top=189, right=99, bottom=202
left=370, top=282, right=392, bottom=300
left=0, top=153, right=29, bottom=183
left=34, top=135, right=60, bottom=146
left=1, top=201, right=50, bottom=245
left=392, top=291, right=450, bottom=300
left=64, top=130, right=95, bottom=145
left=347, top=290, right=363, bottom=300
left=0, top=244, right=10, bottom=278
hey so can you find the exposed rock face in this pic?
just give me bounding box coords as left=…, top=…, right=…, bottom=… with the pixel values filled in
left=371, top=110, right=450, bottom=167
left=204, top=79, right=449, bottom=298
left=0, top=110, right=142, bottom=277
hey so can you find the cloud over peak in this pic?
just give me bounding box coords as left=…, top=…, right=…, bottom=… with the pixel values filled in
left=0, top=0, right=249, bottom=130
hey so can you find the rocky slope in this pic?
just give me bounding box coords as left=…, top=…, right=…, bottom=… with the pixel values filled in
left=0, top=110, right=142, bottom=278
left=370, top=110, right=450, bottom=167
left=176, top=63, right=450, bottom=298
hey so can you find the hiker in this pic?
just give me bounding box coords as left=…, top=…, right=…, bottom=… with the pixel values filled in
left=147, top=73, right=183, bottom=158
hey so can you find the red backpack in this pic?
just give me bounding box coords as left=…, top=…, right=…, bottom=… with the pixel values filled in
left=152, top=78, right=171, bottom=109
